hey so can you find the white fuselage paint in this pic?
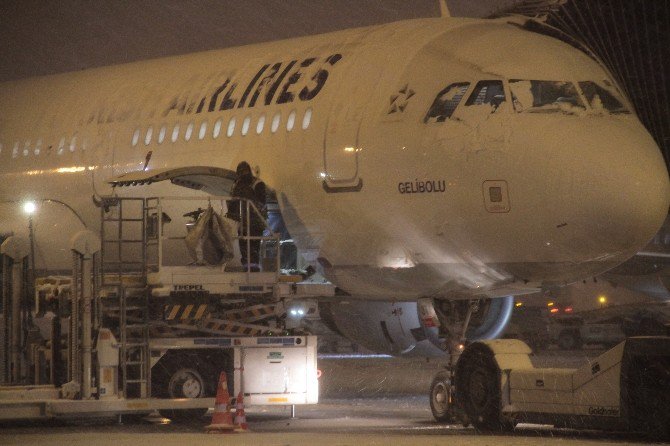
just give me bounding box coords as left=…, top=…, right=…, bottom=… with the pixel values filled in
left=0, top=17, right=668, bottom=301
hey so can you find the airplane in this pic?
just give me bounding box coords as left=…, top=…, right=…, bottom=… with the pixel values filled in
left=0, top=7, right=668, bottom=357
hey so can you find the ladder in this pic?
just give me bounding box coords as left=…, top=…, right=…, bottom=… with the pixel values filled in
left=100, top=197, right=150, bottom=398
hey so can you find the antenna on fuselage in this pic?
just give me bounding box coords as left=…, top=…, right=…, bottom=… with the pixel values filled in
left=438, top=0, right=451, bottom=18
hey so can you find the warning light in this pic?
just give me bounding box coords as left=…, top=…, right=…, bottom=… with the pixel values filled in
left=515, top=302, right=523, bottom=307
left=598, top=296, right=607, bottom=304
left=23, top=201, right=36, bottom=215
left=550, top=308, right=559, bottom=314
left=547, top=302, right=555, bottom=307
left=564, top=307, right=573, bottom=313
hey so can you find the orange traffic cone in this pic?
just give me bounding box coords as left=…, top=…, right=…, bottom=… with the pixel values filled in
left=205, top=372, right=235, bottom=433
left=234, top=391, right=249, bottom=432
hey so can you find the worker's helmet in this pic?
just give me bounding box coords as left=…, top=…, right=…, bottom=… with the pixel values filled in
left=236, top=161, right=252, bottom=176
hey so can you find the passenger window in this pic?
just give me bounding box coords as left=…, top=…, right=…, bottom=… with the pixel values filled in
left=227, top=117, right=236, bottom=137
left=185, top=122, right=194, bottom=141
left=171, top=124, right=180, bottom=142
left=58, top=138, right=65, bottom=155
left=256, top=115, right=265, bottom=134
left=302, top=108, right=312, bottom=130
left=158, top=125, right=167, bottom=144
left=213, top=119, right=222, bottom=138
left=465, top=80, right=506, bottom=110
left=271, top=113, right=281, bottom=133
left=424, top=82, right=470, bottom=123
left=132, top=129, right=140, bottom=147
left=34, top=139, right=42, bottom=156
left=145, top=127, right=153, bottom=145
left=242, top=116, right=251, bottom=136
left=70, top=136, right=77, bottom=152
left=198, top=121, right=207, bottom=140
left=23, top=141, right=30, bottom=156
left=287, top=110, right=296, bottom=131
left=12, top=142, right=18, bottom=158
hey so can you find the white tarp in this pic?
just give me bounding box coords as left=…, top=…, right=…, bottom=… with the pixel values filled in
left=184, top=206, right=235, bottom=265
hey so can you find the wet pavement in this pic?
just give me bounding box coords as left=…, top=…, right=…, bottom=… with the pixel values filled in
left=0, top=348, right=662, bottom=445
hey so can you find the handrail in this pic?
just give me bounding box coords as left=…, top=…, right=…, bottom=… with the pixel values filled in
left=146, top=195, right=280, bottom=278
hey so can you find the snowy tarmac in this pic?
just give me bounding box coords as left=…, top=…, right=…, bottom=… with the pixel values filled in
left=0, top=348, right=662, bottom=445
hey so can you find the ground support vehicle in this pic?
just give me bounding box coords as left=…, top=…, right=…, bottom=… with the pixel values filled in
left=501, top=305, right=550, bottom=350
left=430, top=337, right=670, bottom=439
left=548, top=302, right=670, bottom=349
left=0, top=334, right=317, bottom=421
left=0, top=196, right=327, bottom=420
left=548, top=316, right=626, bottom=349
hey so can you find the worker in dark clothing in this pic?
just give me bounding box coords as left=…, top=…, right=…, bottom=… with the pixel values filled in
left=227, top=161, right=266, bottom=268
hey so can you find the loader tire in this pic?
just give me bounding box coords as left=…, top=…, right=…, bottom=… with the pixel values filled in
left=455, top=343, right=512, bottom=432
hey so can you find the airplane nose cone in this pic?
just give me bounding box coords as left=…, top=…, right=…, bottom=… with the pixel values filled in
left=560, top=119, right=670, bottom=259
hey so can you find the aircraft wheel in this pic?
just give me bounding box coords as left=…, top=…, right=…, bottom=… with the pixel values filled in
left=430, top=370, right=456, bottom=423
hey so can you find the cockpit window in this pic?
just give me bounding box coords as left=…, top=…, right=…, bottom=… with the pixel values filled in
left=509, top=80, right=585, bottom=114
left=424, top=82, right=470, bottom=123
left=465, top=80, right=506, bottom=111
left=578, top=81, right=629, bottom=114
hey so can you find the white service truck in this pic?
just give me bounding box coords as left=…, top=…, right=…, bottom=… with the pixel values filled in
left=0, top=334, right=318, bottom=421
left=0, top=195, right=327, bottom=421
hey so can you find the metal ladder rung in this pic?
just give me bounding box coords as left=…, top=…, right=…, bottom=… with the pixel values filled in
left=101, top=197, right=151, bottom=398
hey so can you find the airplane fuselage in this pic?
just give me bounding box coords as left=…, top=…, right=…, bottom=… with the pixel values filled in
left=1, top=17, right=668, bottom=301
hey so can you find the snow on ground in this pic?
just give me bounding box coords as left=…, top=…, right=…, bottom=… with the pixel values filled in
left=0, top=349, right=657, bottom=446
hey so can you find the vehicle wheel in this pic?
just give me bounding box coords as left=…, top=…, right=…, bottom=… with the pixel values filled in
left=455, top=343, right=511, bottom=432
left=430, top=370, right=456, bottom=423
left=558, top=331, right=581, bottom=350
left=152, top=352, right=224, bottom=422
left=156, top=367, right=209, bottom=421
left=167, top=368, right=207, bottom=399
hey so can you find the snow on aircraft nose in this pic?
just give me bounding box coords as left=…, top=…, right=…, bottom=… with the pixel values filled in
left=552, top=118, right=670, bottom=263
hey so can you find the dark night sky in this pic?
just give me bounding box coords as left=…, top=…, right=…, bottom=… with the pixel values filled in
left=0, top=0, right=520, bottom=82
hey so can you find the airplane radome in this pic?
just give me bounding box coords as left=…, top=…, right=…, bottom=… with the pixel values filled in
left=0, top=15, right=668, bottom=306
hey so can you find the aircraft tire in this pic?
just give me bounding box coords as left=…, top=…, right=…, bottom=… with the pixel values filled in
left=430, top=370, right=457, bottom=423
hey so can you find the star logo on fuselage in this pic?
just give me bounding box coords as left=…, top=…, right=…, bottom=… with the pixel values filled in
left=388, top=84, right=416, bottom=114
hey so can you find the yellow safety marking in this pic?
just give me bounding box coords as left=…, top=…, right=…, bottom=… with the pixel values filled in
left=181, top=304, right=194, bottom=320
left=268, top=397, right=288, bottom=403
left=167, top=305, right=180, bottom=320
left=194, top=304, right=208, bottom=319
